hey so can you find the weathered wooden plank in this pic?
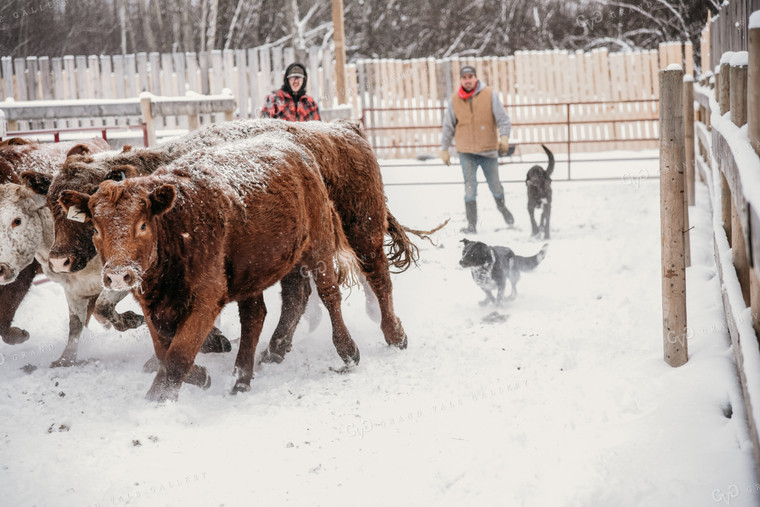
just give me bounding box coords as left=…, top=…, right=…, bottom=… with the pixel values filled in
left=248, top=48, right=261, bottom=115
left=0, top=99, right=142, bottom=120
left=136, top=52, right=149, bottom=93
left=235, top=49, right=248, bottom=119
left=13, top=58, right=28, bottom=101
left=111, top=55, right=125, bottom=98
left=123, top=53, right=136, bottom=97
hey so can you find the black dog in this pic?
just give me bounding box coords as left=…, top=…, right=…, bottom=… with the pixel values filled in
left=459, top=239, right=548, bottom=305
left=526, top=144, right=554, bottom=239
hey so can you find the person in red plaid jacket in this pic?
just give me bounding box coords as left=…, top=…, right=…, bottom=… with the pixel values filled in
left=260, top=63, right=321, bottom=122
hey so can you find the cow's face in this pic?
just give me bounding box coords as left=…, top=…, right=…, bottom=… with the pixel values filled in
left=61, top=180, right=176, bottom=291
left=0, top=183, right=48, bottom=284
left=42, top=156, right=136, bottom=275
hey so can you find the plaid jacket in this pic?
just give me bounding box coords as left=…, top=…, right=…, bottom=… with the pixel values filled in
left=260, top=89, right=321, bottom=121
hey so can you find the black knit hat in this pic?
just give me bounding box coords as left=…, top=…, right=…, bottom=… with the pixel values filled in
left=286, top=63, right=307, bottom=79
left=282, top=63, right=308, bottom=99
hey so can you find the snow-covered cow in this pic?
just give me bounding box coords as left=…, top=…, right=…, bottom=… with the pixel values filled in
left=41, top=119, right=417, bottom=363
left=0, top=137, right=109, bottom=346
left=61, top=134, right=361, bottom=401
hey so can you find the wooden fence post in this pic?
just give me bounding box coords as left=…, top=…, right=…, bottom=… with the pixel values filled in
left=140, top=93, right=157, bottom=147
left=719, top=55, right=732, bottom=114
left=660, top=66, right=688, bottom=367
left=684, top=75, right=695, bottom=207
left=750, top=18, right=760, bottom=157
left=730, top=53, right=751, bottom=306
left=682, top=74, right=693, bottom=268
left=748, top=17, right=760, bottom=337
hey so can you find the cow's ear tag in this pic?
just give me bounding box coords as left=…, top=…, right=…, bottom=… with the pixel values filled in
left=66, top=205, right=86, bottom=223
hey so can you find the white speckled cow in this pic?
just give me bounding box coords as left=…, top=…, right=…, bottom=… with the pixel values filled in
left=0, top=181, right=143, bottom=367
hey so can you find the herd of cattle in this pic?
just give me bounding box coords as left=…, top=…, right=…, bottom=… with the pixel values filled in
left=0, top=119, right=423, bottom=402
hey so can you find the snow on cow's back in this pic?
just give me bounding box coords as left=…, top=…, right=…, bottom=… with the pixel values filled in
left=156, top=132, right=317, bottom=201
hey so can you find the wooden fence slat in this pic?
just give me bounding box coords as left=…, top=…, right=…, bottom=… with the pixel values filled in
left=307, top=46, right=320, bottom=103
left=123, top=54, right=136, bottom=97
left=235, top=49, right=248, bottom=119
left=100, top=55, right=113, bottom=99
left=259, top=48, right=272, bottom=98
left=136, top=52, right=149, bottom=94
left=223, top=49, right=235, bottom=93
left=173, top=52, right=187, bottom=96
left=13, top=58, right=28, bottom=102
left=248, top=48, right=261, bottom=115
left=148, top=52, right=161, bottom=94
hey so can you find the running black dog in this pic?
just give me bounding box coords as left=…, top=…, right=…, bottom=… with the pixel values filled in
left=526, top=144, right=554, bottom=239
left=459, top=239, right=548, bottom=305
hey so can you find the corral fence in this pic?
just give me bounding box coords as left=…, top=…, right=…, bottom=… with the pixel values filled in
left=0, top=44, right=342, bottom=137
left=3, top=41, right=691, bottom=157
left=689, top=0, right=760, bottom=481
left=356, top=44, right=692, bottom=159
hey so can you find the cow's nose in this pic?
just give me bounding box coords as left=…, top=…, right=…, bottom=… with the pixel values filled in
left=0, top=263, right=16, bottom=284
left=49, top=255, right=73, bottom=273
left=103, top=269, right=135, bottom=290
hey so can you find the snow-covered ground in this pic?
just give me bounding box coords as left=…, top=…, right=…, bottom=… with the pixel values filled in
left=0, top=153, right=757, bottom=507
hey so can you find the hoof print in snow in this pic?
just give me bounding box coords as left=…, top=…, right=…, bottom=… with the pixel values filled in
left=47, top=423, right=70, bottom=433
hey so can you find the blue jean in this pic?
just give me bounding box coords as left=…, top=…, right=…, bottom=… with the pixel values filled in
left=459, top=153, right=504, bottom=203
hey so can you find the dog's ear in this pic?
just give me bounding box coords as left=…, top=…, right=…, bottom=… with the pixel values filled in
left=460, top=238, right=471, bottom=245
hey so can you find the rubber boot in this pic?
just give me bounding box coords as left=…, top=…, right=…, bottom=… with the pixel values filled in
left=461, top=201, right=477, bottom=233
left=495, top=196, right=515, bottom=226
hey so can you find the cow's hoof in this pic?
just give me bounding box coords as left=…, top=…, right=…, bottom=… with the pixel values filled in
left=343, top=345, right=360, bottom=366
left=115, top=311, right=145, bottom=331
left=185, top=365, right=211, bottom=390
left=231, top=381, right=251, bottom=395
left=50, top=356, right=75, bottom=368
left=387, top=333, right=408, bottom=350
left=260, top=348, right=285, bottom=364
left=145, top=385, right=178, bottom=403
left=143, top=355, right=161, bottom=373
left=200, top=327, right=232, bottom=353
left=1, top=327, right=30, bottom=345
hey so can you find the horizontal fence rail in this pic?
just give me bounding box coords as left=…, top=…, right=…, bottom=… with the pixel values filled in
left=362, top=98, right=660, bottom=173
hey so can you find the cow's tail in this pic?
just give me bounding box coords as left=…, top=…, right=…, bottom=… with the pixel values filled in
left=514, top=243, right=549, bottom=272
left=330, top=205, right=362, bottom=288
left=385, top=212, right=421, bottom=273
left=385, top=213, right=451, bottom=273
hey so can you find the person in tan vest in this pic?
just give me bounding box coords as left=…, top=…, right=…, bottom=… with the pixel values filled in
left=440, top=65, right=513, bottom=233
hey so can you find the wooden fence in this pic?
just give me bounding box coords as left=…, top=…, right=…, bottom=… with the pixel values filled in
left=356, top=43, right=692, bottom=158
left=702, top=0, right=760, bottom=72
left=693, top=3, right=760, bottom=481
left=0, top=43, right=339, bottom=131
left=3, top=42, right=693, bottom=158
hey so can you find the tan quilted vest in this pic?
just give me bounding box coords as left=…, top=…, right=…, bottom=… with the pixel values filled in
left=452, top=87, right=498, bottom=153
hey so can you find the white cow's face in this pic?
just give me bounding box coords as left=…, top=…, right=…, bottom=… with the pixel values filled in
left=0, top=184, right=48, bottom=284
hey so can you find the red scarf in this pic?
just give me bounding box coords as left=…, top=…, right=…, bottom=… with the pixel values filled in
left=458, top=83, right=478, bottom=100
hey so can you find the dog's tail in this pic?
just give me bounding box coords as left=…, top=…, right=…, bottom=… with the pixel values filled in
left=515, top=243, right=549, bottom=272
left=541, top=144, right=554, bottom=177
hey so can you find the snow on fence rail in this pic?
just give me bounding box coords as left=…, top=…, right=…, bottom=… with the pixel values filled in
left=693, top=7, right=760, bottom=482
left=0, top=43, right=338, bottom=131
left=0, top=91, right=236, bottom=147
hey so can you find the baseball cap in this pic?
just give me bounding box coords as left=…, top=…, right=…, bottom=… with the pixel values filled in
left=459, top=65, right=477, bottom=77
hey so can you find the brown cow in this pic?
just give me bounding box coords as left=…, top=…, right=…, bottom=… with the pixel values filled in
left=44, top=119, right=417, bottom=362
left=0, top=137, right=109, bottom=345
left=23, top=149, right=231, bottom=356
left=61, top=134, right=361, bottom=401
